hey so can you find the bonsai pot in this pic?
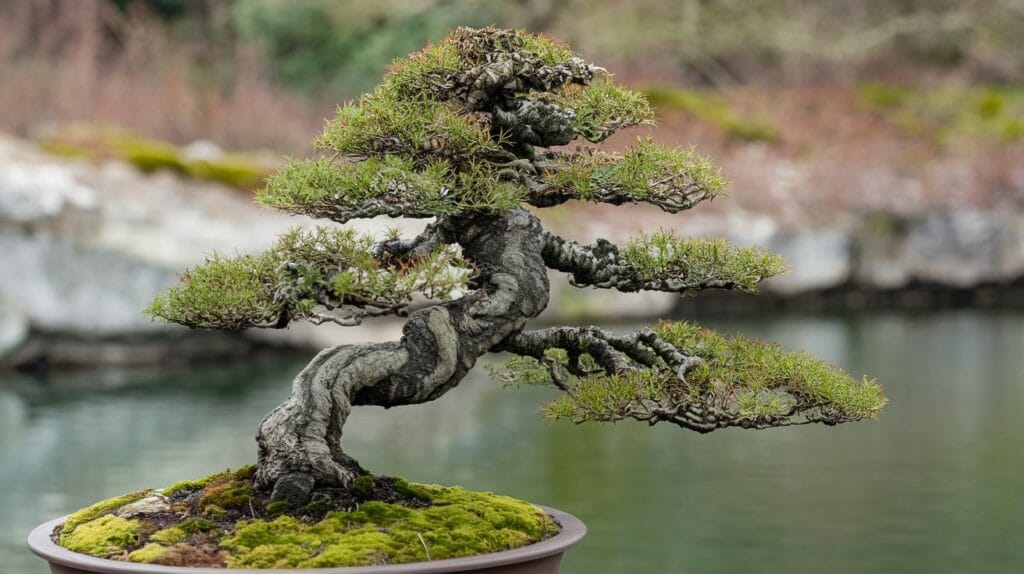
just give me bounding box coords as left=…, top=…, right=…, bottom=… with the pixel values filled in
left=28, top=505, right=586, bottom=574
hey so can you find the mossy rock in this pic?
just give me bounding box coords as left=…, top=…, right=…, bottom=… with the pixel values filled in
left=39, top=124, right=277, bottom=190
left=642, top=86, right=780, bottom=143
left=56, top=467, right=558, bottom=568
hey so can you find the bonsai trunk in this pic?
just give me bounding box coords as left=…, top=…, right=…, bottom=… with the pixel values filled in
left=254, top=208, right=550, bottom=501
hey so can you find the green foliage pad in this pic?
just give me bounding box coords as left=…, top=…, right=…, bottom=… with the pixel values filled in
left=147, top=227, right=470, bottom=329
left=494, top=321, right=886, bottom=431
left=622, top=230, right=787, bottom=293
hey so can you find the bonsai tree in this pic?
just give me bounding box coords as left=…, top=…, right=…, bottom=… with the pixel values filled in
left=148, top=27, right=886, bottom=506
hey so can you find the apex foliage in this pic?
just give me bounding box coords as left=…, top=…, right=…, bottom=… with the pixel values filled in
left=152, top=26, right=755, bottom=331
left=258, top=27, right=678, bottom=224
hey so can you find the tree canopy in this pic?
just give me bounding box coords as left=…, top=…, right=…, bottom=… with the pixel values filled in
left=149, top=27, right=885, bottom=437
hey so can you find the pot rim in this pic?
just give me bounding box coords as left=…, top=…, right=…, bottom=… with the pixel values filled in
left=28, top=504, right=586, bottom=573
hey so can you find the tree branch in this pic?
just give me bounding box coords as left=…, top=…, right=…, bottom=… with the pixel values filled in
left=539, top=230, right=784, bottom=295
left=372, top=217, right=460, bottom=267
left=496, top=325, right=701, bottom=381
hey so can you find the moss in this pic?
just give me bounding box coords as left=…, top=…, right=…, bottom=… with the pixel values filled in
left=185, top=156, right=268, bottom=189
left=391, top=477, right=434, bottom=501
left=858, top=83, right=908, bottom=109
left=351, top=474, right=375, bottom=499
left=204, top=505, right=229, bottom=520
left=179, top=518, right=219, bottom=535
left=39, top=124, right=275, bottom=190
left=59, top=490, right=151, bottom=544
left=1001, top=117, right=1024, bottom=141
left=302, top=500, right=331, bottom=516
left=117, top=138, right=187, bottom=173
left=165, top=467, right=258, bottom=515
left=62, top=515, right=140, bottom=557
left=128, top=543, right=170, bottom=564
left=643, top=86, right=780, bottom=143
left=198, top=482, right=254, bottom=514
left=150, top=527, right=188, bottom=545
left=858, top=83, right=1024, bottom=143
left=265, top=501, right=293, bottom=514
left=220, top=485, right=556, bottom=568
left=163, top=471, right=227, bottom=497
left=60, top=470, right=555, bottom=568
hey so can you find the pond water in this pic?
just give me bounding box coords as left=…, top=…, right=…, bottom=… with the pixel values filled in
left=1, top=310, right=1022, bottom=573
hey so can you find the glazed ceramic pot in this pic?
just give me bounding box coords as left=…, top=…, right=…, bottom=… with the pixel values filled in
left=28, top=505, right=586, bottom=574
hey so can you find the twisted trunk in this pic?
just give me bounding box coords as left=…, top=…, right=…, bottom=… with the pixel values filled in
left=254, top=208, right=550, bottom=501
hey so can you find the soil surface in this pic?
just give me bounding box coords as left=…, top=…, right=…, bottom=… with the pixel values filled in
left=54, top=466, right=558, bottom=568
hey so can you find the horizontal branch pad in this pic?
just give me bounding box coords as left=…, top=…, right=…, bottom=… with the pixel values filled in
left=493, top=321, right=886, bottom=431
left=543, top=228, right=786, bottom=294
left=147, top=227, right=470, bottom=329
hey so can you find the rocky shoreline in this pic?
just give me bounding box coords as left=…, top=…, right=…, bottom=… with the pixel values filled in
left=2, top=135, right=1022, bottom=367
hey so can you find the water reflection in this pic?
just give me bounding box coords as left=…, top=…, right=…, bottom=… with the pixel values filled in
left=1, top=311, right=1022, bottom=573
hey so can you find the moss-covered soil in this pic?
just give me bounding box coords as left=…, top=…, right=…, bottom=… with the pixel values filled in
left=54, top=467, right=558, bottom=568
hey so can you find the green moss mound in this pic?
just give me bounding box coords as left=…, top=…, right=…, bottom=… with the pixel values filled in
left=56, top=467, right=558, bottom=568
left=40, top=124, right=277, bottom=190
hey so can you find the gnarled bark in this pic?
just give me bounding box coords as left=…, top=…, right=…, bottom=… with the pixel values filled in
left=254, top=207, right=550, bottom=501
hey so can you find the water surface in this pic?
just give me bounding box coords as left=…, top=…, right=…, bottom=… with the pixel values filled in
left=1, top=310, right=1022, bottom=573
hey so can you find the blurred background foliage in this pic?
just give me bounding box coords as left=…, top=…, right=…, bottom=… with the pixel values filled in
left=1, top=0, right=1022, bottom=154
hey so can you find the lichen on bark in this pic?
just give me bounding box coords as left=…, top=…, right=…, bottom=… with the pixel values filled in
left=148, top=26, right=885, bottom=505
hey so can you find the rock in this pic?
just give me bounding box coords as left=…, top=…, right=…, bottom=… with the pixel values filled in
left=115, top=494, right=172, bottom=518
left=0, top=231, right=177, bottom=334
left=855, top=211, right=1024, bottom=288
left=270, top=473, right=315, bottom=506
left=0, top=135, right=425, bottom=360
left=902, top=211, right=1024, bottom=286
left=2, top=131, right=1024, bottom=363
left=0, top=304, right=29, bottom=360
left=0, top=162, right=95, bottom=224
left=762, top=229, right=851, bottom=295
left=181, top=140, right=223, bottom=162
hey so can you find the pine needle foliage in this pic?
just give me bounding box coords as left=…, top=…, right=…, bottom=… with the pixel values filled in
left=622, top=231, right=787, bottom=292
left=146, top=228, right=470, bottom=329
left=257, top=156, right=524, bottom=222
left=554, top=80, right=655, bottom=142
left=655, top=321, right=886, bottom=419
left=315, top=97, right=497, bottom=162
left=517, top=31, right=579, bottom=66
left=501, top=321, right=886, bottom=430
left=544, top=137, right=727, bottom=212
